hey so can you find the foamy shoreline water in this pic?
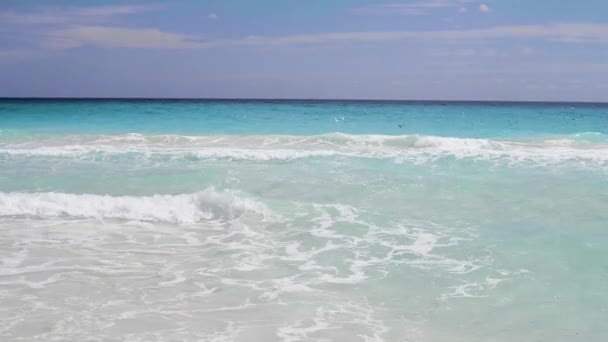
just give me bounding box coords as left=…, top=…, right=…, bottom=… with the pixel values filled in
left=2, top=132, right=608, bottom=168
left=1, top=100, right=607, bottom=341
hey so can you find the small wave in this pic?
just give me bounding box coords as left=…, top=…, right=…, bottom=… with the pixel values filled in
left=570, top=131, right=608, bottom=143
left=0, top=147, right=339, bottom=161
left=1, top=132, right=608, bottom=166
left=0, top=189, right=269, bottom=223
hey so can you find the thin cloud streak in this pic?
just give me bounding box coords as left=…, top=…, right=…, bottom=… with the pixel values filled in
left=230, top=24, right=608, bottom=46
left=352, top=0, right=478, bottom=15
left=47, top=26, right=206, bottom=49
left=43, top=23, right=608, bottom=50
left=479, top=4, right=491, bottom=12
left=0, top=5, right=163, bottom=25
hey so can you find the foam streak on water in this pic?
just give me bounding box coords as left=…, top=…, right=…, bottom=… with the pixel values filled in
left=1, top=100, right=608, bottom=341
left=2, top=133, right=608, bottom=168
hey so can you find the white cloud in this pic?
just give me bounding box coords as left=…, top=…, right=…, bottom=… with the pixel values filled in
left=0, top=5, right=161, bottom=25
left=479, top=4, right=491, bottom=12
left=207, top=12, right=218, bottom=20
left=39, top=23, right=608, bottom=50
left=429, top=48, right=475, bottom=57
left=47, top=26, right=207, bottom=49
left=72, top=5, right=161, bottom=17
left=352, top=0, right=477, bottom=16
left=459, top=7, right=468, bottom=13
left=428, top=48, right=496, bottom=57
left=227, top=24, right=608, bottom=46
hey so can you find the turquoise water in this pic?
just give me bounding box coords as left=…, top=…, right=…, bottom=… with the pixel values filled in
left=1, top=100, right=607, bottom=341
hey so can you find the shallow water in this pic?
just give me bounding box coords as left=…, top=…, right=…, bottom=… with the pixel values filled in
left=1, top=100, right=607, bottom=341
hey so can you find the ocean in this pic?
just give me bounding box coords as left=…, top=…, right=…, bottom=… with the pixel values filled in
left=1, top=99, right=607, bottom=341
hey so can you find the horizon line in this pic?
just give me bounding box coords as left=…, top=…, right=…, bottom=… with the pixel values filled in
left=1, top=97, right=608, bottom=105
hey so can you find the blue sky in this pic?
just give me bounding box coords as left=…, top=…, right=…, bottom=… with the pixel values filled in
left=1, top=0, right=607, bottom=101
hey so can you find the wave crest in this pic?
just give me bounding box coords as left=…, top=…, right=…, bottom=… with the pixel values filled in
left=0, top=189, right=269, bottom=223
left=1, top=132, right=608, bottom=167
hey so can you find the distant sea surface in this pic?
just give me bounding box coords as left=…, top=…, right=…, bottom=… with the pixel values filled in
left=1, top=99, right=607, bottom=341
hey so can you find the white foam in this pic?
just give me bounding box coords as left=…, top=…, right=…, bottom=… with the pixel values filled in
left=0, top=146, right=339, bottom=161
left=407, top=232, right=439, bottom=256
left=276, top=309, right=333, bottom=342
left=0, top=248, right=27, bottom=269
left=0, top=189, right=268, bottom=223
left=260, top=276, right=315, bottom=301
left=2, top=132, right=608, bottom=166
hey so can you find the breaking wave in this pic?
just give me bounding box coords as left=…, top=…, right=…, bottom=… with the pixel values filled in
left=1, top=132, right=608, bottom=166
left=0, top=189, right=269, bottom=223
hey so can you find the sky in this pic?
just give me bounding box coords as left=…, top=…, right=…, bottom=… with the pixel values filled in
left=1, top=0, right=608, bottom=101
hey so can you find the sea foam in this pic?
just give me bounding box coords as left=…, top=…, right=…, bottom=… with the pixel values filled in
left=0, top=189, right=268, bottom=223
left=1, top=133, right=607, bottom=167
